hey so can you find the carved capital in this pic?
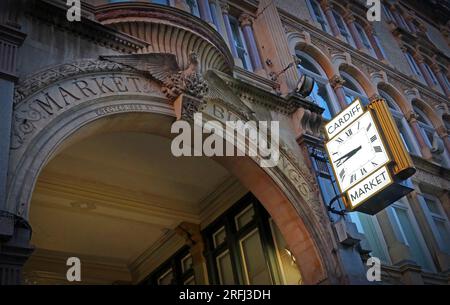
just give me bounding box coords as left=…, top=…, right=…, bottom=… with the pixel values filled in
left=219, top=1, right=229, bottom=14
left=329, top=75, right=346, bottom=89
left=406, top=110, right=419, bottom=123
left=239, top=13, right=253, bottom=27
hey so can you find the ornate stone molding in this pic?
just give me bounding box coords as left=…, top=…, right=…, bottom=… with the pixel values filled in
left=13, top=59, right=136, bottom=107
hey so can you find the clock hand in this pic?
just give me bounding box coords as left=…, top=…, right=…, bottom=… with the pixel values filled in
left=334, top=145, right=362, bottom=165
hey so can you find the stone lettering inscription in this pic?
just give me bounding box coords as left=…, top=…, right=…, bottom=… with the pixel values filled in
left=12, top=74, right=161, bottom=149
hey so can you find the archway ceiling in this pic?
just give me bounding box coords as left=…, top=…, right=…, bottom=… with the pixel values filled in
left=29, top=132, right=236, bottom=264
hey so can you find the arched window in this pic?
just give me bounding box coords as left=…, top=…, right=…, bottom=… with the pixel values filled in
left=413, top=106, right=437, bottom=148
left=340, top=71, right=369, bottom=104
left=379, top=90, right=420, bottom=155
left=404, top=52, right=425, bottom=84
left=423, top=62, right=444, bottom=94
left=332, top=10, right=355, bottom=47
left=296, top=51, right=337, bottom=120
left=306, top=0, right=331, bottom=34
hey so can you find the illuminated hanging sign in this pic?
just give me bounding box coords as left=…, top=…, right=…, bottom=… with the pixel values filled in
left=324, top=98, right=416, bottom=215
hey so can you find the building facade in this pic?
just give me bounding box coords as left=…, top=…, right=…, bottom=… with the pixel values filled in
left=0, top=0, right=449, bottom=285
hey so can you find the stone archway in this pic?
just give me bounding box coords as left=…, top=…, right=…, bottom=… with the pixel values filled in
left=6, top=59, right=341, bottom=285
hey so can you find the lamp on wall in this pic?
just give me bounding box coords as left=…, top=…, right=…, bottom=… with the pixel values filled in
left=295, top=74, right=315, bottom=97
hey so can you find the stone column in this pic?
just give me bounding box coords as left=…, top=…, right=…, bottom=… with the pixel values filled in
left=330, top=75, right=347, bottom=109
left=319, top=0, right=341, bottom=38
left=239, top=13, right=264, bottom=74
left=413, top=52, right=435, bottom=87
left=405, top=110, right=433, bottom=160
left=436, top=125, right=450, bottom=156
left=175, top=222, right=209, bottom=284
left=197, top=0, right=213, bottom=24
left=0, top=212, right=34, bottom=285
left=430, top=62, right=450, bottom=97
left=343, top=13, right=364, bottom=50
left=364, top=24, right=386, bottom=61
left=220, top=3, right=238, bottom=59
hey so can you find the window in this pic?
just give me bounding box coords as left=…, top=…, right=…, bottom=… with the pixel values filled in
left=379, top=90, right=419, bottom=155
left=209, top=1, right=222, bottom=31
left=143, top=247, right=196, bottom=285
left=424, top=62, right=444, bottom=94
left=229, top=16, right=253, bottom=71
left=382, top=3, right=395, bottom=23
left=373, top=35, right=388, bottom=60
left=355, top=22, right=376, bottom=57
left=332, top=10, right=355, bottom=47
left=404, top=52, right=424, bottom=83
left=203, top=194, right=299, bottom=285
left=413, top=106, right=436, bottom=148
left=387, top=200, right=435, bottom=272
left=420, top=194, right=450, bottom=255
left=188, top=0, right=201, bottom=17
left=152, top=0, right=170, bottom=5
left=306, top=0, right=331, bottom=34
left=340, top=72, right=369, bottom=105
left=296, top=51, right=337, bottom=120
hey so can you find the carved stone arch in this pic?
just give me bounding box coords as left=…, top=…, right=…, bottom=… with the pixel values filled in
left=7, top=60, right=341, bottom=285
left=287, top=31, right=337, bottom=80
left=411, top=98, right=446, bottom=131
left=376, top=81, right=413, bottom=114
left=338, top=62, right=377, bottom=98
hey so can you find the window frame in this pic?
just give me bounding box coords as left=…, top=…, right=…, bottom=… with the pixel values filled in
left=295, top=51, right=339, bottom=120
left=387, top=199, right=436, bottom=272
left=306, top=0, right=331, bottom=34
left=419, top=193, right=450, bottom=255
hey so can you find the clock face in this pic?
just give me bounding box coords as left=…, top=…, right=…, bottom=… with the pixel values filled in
left=326, top=111, right=390, bottom=192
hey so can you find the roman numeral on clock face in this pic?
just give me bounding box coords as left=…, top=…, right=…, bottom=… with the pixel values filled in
left=350, top=174, right=357, bottom=184
left=339, top=169, right=345, bottom=180
left=366, top=123, right=372, bottom=131
left=345, top=129, right=353, bottom=137
left=361, top=168, right=368, bottom=175
left=370, top=135, right=377, bottom=142
left=374, top=146, right=382, bottom=153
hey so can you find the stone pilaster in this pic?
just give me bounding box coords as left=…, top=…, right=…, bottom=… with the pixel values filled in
left=175, top=222, right=209, bottom=284
left=0, top=211, right=34, bottom=285
left=0, top=24, right=26, bottom=212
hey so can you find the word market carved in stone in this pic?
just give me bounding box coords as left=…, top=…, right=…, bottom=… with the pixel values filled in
left=12, top=74, right=160, bottom=149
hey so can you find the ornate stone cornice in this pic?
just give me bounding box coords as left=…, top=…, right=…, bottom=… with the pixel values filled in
left=28, top=0, right=148, bottom=54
